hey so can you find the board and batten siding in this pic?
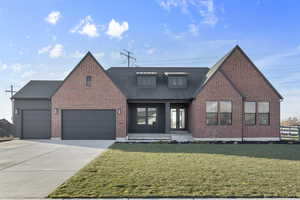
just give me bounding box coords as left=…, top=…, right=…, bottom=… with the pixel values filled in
left=13, top=99, right=51, bottom=138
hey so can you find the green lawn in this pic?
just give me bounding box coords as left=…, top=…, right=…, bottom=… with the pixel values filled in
left=49, top=143, right=300, bottom=198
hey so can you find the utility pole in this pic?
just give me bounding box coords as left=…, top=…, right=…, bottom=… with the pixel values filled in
left=120, top=49, right=136, bottom=67
left=5, top=85, right=16, bottom=122
left=5, top=85, right=16, bottom=98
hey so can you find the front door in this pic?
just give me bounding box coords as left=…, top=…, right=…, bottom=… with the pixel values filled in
left=171, top=105, right=187, bottom=130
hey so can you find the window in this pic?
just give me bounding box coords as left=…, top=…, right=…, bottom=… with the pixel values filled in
left=244, top=102, right=256, bottom=125
left=136, top=107, right=157, bottom=126
left=168, top=76, right=187, bottom=88
left=86, top=76, right=92, bottom=87
left=258, top=102, right=270, bottom=125
left=206, top=101, right=218, bottom=125
left=219, top=101, right=232, bottom=125
left=137, top=75, right=156, bottom=88
left=148, top=108, right=157, bottom=125
left=137, top=108, right=146, bottom=125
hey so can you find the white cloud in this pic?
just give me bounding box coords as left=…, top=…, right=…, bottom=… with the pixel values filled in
left=45, top=11, right=61, bottom=25
left=38, top=44, right=64, bottom=58
left=198, top=0, right=218, bottom=27
left=106, top=19, right=129, bottom=39
left=147, top=48, right=156, bottom=55
left=49, top=44, right=64, bottom=58
left=159, top=0, right=219, bottom=27
left=70, top=16, right=100, bottom=37
left=38, top=45, right=52, bottom=54
left=188, top=23, right=199, bottom=36
left=21, top=70, right=36, bottom=78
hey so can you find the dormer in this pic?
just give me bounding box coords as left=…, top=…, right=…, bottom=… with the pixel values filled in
left=165, top=72, right=188, bottom=88
left=136, top=72, right=157, bottom=88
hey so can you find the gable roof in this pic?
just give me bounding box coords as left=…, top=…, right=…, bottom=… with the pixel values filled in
left=192, top=45, right=283, bottom=99
left=107, top=67, right=209, bottom=100
left=12, top=80, right=62, bottom=99
left=50, top=52, right=126, bottom=98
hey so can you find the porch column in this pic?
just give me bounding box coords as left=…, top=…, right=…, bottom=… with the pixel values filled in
left=165, top=102, right=170, bottom=133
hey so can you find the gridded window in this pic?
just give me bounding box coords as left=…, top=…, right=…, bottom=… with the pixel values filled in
left=219, top=101, right=232, bottom=125
left=86, top=76, right=92, bottom=87
left=258, top=102, right=270, bottom=125
left=137, top=76, right=156, bottom=88
left=206, top=101, right=218, bottom=125
left=148, top=108, right=157, bottom=125
left=245, top=102, right=256, bottom=125
left=137, top=108, right=146, bottom=125
left=168, top=76, right=187, bottom=88
left=136, top=107, right=157, bottom=126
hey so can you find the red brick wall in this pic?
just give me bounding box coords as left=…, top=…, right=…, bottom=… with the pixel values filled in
left=190, top=70, right=243, bottom=138
left=51, top=54, right=127, bottom=138
left=191, top=47, right=281, bottom=139
left=220, top=48, right=280, bottom=138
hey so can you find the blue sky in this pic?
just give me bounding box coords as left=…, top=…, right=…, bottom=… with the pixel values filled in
left=0, top=0, right=300, bottom=121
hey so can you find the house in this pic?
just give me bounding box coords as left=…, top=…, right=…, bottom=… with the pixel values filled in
left=12, top=45, right=283, bottom=141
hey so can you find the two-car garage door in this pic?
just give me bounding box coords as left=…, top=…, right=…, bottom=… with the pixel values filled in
left=62, top=110, right=116, bottom=140
left=22, top=109, right=116, bottom=140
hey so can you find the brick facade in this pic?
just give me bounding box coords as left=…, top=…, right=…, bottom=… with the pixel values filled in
left=191, top=47, right=281, bottom=139
left=51, top=53, right=127, bottom=139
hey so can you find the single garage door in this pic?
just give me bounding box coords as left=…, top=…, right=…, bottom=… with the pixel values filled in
left=22, top=110, right=51, bottom=139
left=62, top=110, right=116, bottom=140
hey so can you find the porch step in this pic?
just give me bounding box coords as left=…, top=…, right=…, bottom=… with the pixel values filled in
left=128, top=134, right=171, bottom=140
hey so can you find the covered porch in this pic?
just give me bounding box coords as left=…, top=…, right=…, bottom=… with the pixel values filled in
left=127, top=100, right=193, bottom=141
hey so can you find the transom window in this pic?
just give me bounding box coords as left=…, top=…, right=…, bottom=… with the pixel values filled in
left=244, top=102, right=256, bottom=125
left=258, top=102, right=270, bottom=125
left=137, top=75, right=156, bottom=88
left=137, top=107, right=157, bottom=126
left=168, top=76, right=187, bottom=88
left=86, top=75, right=92, bottom=87
left=206, top=101, right=232, bottom=125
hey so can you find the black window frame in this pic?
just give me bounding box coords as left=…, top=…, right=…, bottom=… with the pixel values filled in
left=136, top=107, right=157, bottom=126
left=86, top=75, right=92, bottom=87
left=258, top=102, right=270, bottom=125
left=137, top=75, right=157, bottom=88
left=168, top=76, right=187, bottom=88
left=244, top=101, right=256, bottom=125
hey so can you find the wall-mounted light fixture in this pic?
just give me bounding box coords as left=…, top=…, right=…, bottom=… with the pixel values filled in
left=15, top=108, right=20, bottom=115
left=117, top=108, right=121, bottom=114
left=54, top=108, right=59, bottom=114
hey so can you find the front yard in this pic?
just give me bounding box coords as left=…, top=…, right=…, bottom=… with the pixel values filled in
left=49, top=143, right=300, bottom=198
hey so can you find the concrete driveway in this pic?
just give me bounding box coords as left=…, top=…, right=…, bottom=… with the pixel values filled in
left=0, top=139, right=114, bottom=198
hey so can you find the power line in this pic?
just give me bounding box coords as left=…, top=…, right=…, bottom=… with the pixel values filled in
left=120, top=49, right=136, bottom=67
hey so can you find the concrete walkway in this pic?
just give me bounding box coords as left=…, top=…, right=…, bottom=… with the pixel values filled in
left=0, top=139, right=114, bottom=198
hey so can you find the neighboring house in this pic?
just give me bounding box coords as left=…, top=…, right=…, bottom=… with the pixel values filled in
left=12, top=45, right=283, bottom=141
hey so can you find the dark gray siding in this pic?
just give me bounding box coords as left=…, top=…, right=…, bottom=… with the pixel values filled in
left=22, top=110, right=51, bottom=139
left=13, top=99, right=51, bottom=138
left=62, top=110, right=116, bottom=140
left=128, top=103, right=165, bottom=133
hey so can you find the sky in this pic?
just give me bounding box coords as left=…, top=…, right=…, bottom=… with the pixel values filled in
left=0, top=0, right=300, bottom=121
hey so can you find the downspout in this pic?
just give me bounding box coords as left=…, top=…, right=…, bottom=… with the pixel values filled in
left=241, top=97, right=245, bottom=143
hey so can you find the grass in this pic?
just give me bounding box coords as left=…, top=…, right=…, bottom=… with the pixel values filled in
left=49, top=143, right=300, bottom=198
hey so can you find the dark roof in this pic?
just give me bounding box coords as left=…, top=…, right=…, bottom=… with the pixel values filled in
left=107, top=67, right=209, bottom=100
left=12, top=80, right=62, bottom=99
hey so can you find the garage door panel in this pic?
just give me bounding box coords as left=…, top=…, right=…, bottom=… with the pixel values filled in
left=62, top=110, right=116, bottom=140
left=22, top=110, right=51, bottom=139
